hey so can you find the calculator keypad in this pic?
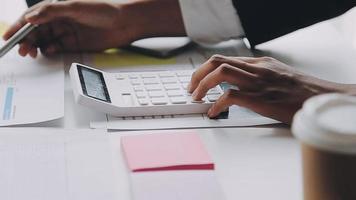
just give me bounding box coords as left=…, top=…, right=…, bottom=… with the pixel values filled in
left=115, top=70, right=223, bottom=106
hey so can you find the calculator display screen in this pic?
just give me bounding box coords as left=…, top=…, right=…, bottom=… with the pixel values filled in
left=78, top=65, right=111, bottom=103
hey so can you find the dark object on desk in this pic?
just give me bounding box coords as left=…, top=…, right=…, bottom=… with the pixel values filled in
left=26, top=0, right=42, bottom=7
left=123, top=37, right=195, bottom=58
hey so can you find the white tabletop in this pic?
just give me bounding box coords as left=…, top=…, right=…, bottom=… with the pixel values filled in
left=2, top=1, right=356, bottom=200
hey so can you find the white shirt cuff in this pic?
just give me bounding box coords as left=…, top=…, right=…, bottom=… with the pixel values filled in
left=178, top=0, right=245, bottom=44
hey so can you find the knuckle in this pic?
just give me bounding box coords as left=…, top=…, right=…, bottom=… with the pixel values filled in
left=225, top=89, right=236, bottom=98
left=217, top=64, right=232, bottom=76
left=261, top=56, right=275, bottom=62
left=209, top=54, right=226, bottom=64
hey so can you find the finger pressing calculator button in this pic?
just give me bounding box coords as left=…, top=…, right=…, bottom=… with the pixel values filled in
left=161, top=77, right=177, bottom=84
left=170, top=97, right=187, bottom=104
left=148, top=91, right=165, bottom=98
left=145, top=85, right=163, bottom=91
left=151, top=98, right=168, bottom=105
left=207, top=94, right=221, bottom=102
left=138, top=98, right=149, bottom=105
left=167, top=90, right=184, bottom=97
left=190, top=96, right=205, bottom=103
left=164, top=84, right=180, bottom=90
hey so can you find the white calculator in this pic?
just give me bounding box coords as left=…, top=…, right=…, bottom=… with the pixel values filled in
left=69, top=63, right=224, bottom=117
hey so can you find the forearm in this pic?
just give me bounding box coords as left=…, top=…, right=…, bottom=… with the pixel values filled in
left=121, top=0, right=186, bottom=39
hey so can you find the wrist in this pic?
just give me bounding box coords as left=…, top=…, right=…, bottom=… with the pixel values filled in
left=120, top=0, right=186, bottom=39
left=300, top=74, right=356, bottom=96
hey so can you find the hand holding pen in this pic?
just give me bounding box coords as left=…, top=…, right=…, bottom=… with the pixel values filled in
left=1, top=0, right=186, bottom=58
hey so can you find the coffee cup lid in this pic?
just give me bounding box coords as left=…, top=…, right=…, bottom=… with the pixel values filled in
left=292, top=93, right=356, bottom=154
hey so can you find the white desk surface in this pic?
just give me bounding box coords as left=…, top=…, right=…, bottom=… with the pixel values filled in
left=2, top=1, right=356, bottom=200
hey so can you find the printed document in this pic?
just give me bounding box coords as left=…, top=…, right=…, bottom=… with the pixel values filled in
left=0, top=42, right=64, bottom=126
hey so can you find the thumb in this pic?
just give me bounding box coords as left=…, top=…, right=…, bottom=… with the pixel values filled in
left=25, top=1, right=78, bottom=25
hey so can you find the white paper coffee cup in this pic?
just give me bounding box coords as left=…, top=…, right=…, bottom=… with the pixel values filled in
left=292, top=93, right=356, bottom=200
left=292, top=93, right=356, bottom=154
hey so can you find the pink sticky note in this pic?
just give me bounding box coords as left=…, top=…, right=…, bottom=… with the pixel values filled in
left=121, top=132, right=214, bottom=172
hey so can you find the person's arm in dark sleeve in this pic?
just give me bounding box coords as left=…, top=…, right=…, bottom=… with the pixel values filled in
left=233, top=0, right=356, bottom=46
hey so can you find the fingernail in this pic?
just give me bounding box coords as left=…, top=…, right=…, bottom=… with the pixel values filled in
left=192, top=92, right=198, bottom=100
left=207, top=108, right=212, bottom=116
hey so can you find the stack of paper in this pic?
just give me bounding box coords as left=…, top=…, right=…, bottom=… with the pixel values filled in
left=122, top=132, right=226, bottom=200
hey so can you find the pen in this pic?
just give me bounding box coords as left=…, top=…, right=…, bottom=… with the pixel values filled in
left=0, top=0, right=59, bottom=58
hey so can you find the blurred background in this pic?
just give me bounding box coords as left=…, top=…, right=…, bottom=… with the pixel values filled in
left=2, top=0, right=356, bottom=50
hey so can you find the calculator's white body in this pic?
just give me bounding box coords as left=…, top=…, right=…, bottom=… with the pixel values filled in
left=69, top=63, right=223, bottom=117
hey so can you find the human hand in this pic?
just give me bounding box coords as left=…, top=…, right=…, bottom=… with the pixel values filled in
left=189, top=55, right=351, bottom=124
left=3, top=0, right=185, bottom=58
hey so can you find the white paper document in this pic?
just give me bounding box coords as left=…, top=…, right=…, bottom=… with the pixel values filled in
left=131, top=171, right=226, bottom=200
left=0, top=47, right=64, bottom=126
left=0, top=129, right=117, bottom=200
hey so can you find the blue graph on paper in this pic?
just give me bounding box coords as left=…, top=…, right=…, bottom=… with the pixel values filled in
left=3, top=87, right=14, bottom=120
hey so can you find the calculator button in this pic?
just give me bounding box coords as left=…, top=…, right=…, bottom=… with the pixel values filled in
left=167, top=90, right=184, bottom=97
left=145, top=85, right=163, bottom=91
left=148, top=91, right=165, bottom=98
left=131, top=79, right=141, bottom=85
left=207, top=88, right=221, bottom=95
left=129, top=74, right=139, bottom=79
left=161, top=77, right=177, bottom=84
left=159, top=72, right=175, bottom=77
left=138, top=98, right=149, bottom=105
left=178, top=77, right=191, bottom=83
left=176, top=71, right=193, bottom=77
left=164, top=84, right=181, bottom=90
left=207, top=94, right=221, bottom=102
left=136, top=92, right=147, bottom=99
left=151, top=98, right=168, bottom=105
left=181, top=83, right=189, bottom=90
left=115, top=74, right=126, bottom=80
left=133, top=86, right=144, bottom=92
left=170, top=97, right=187, bottom=104
left=141, top=74, right=157, bottom=79
left=143, top=78, right=159, bottom=85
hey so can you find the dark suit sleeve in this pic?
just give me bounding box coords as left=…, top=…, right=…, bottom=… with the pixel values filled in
left=25, top=0, right=43, bottom=7
left=232, top=0, right=356, bottom=46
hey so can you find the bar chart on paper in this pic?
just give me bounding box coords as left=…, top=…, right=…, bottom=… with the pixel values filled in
left=1, top=83, right=16, bottom=121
